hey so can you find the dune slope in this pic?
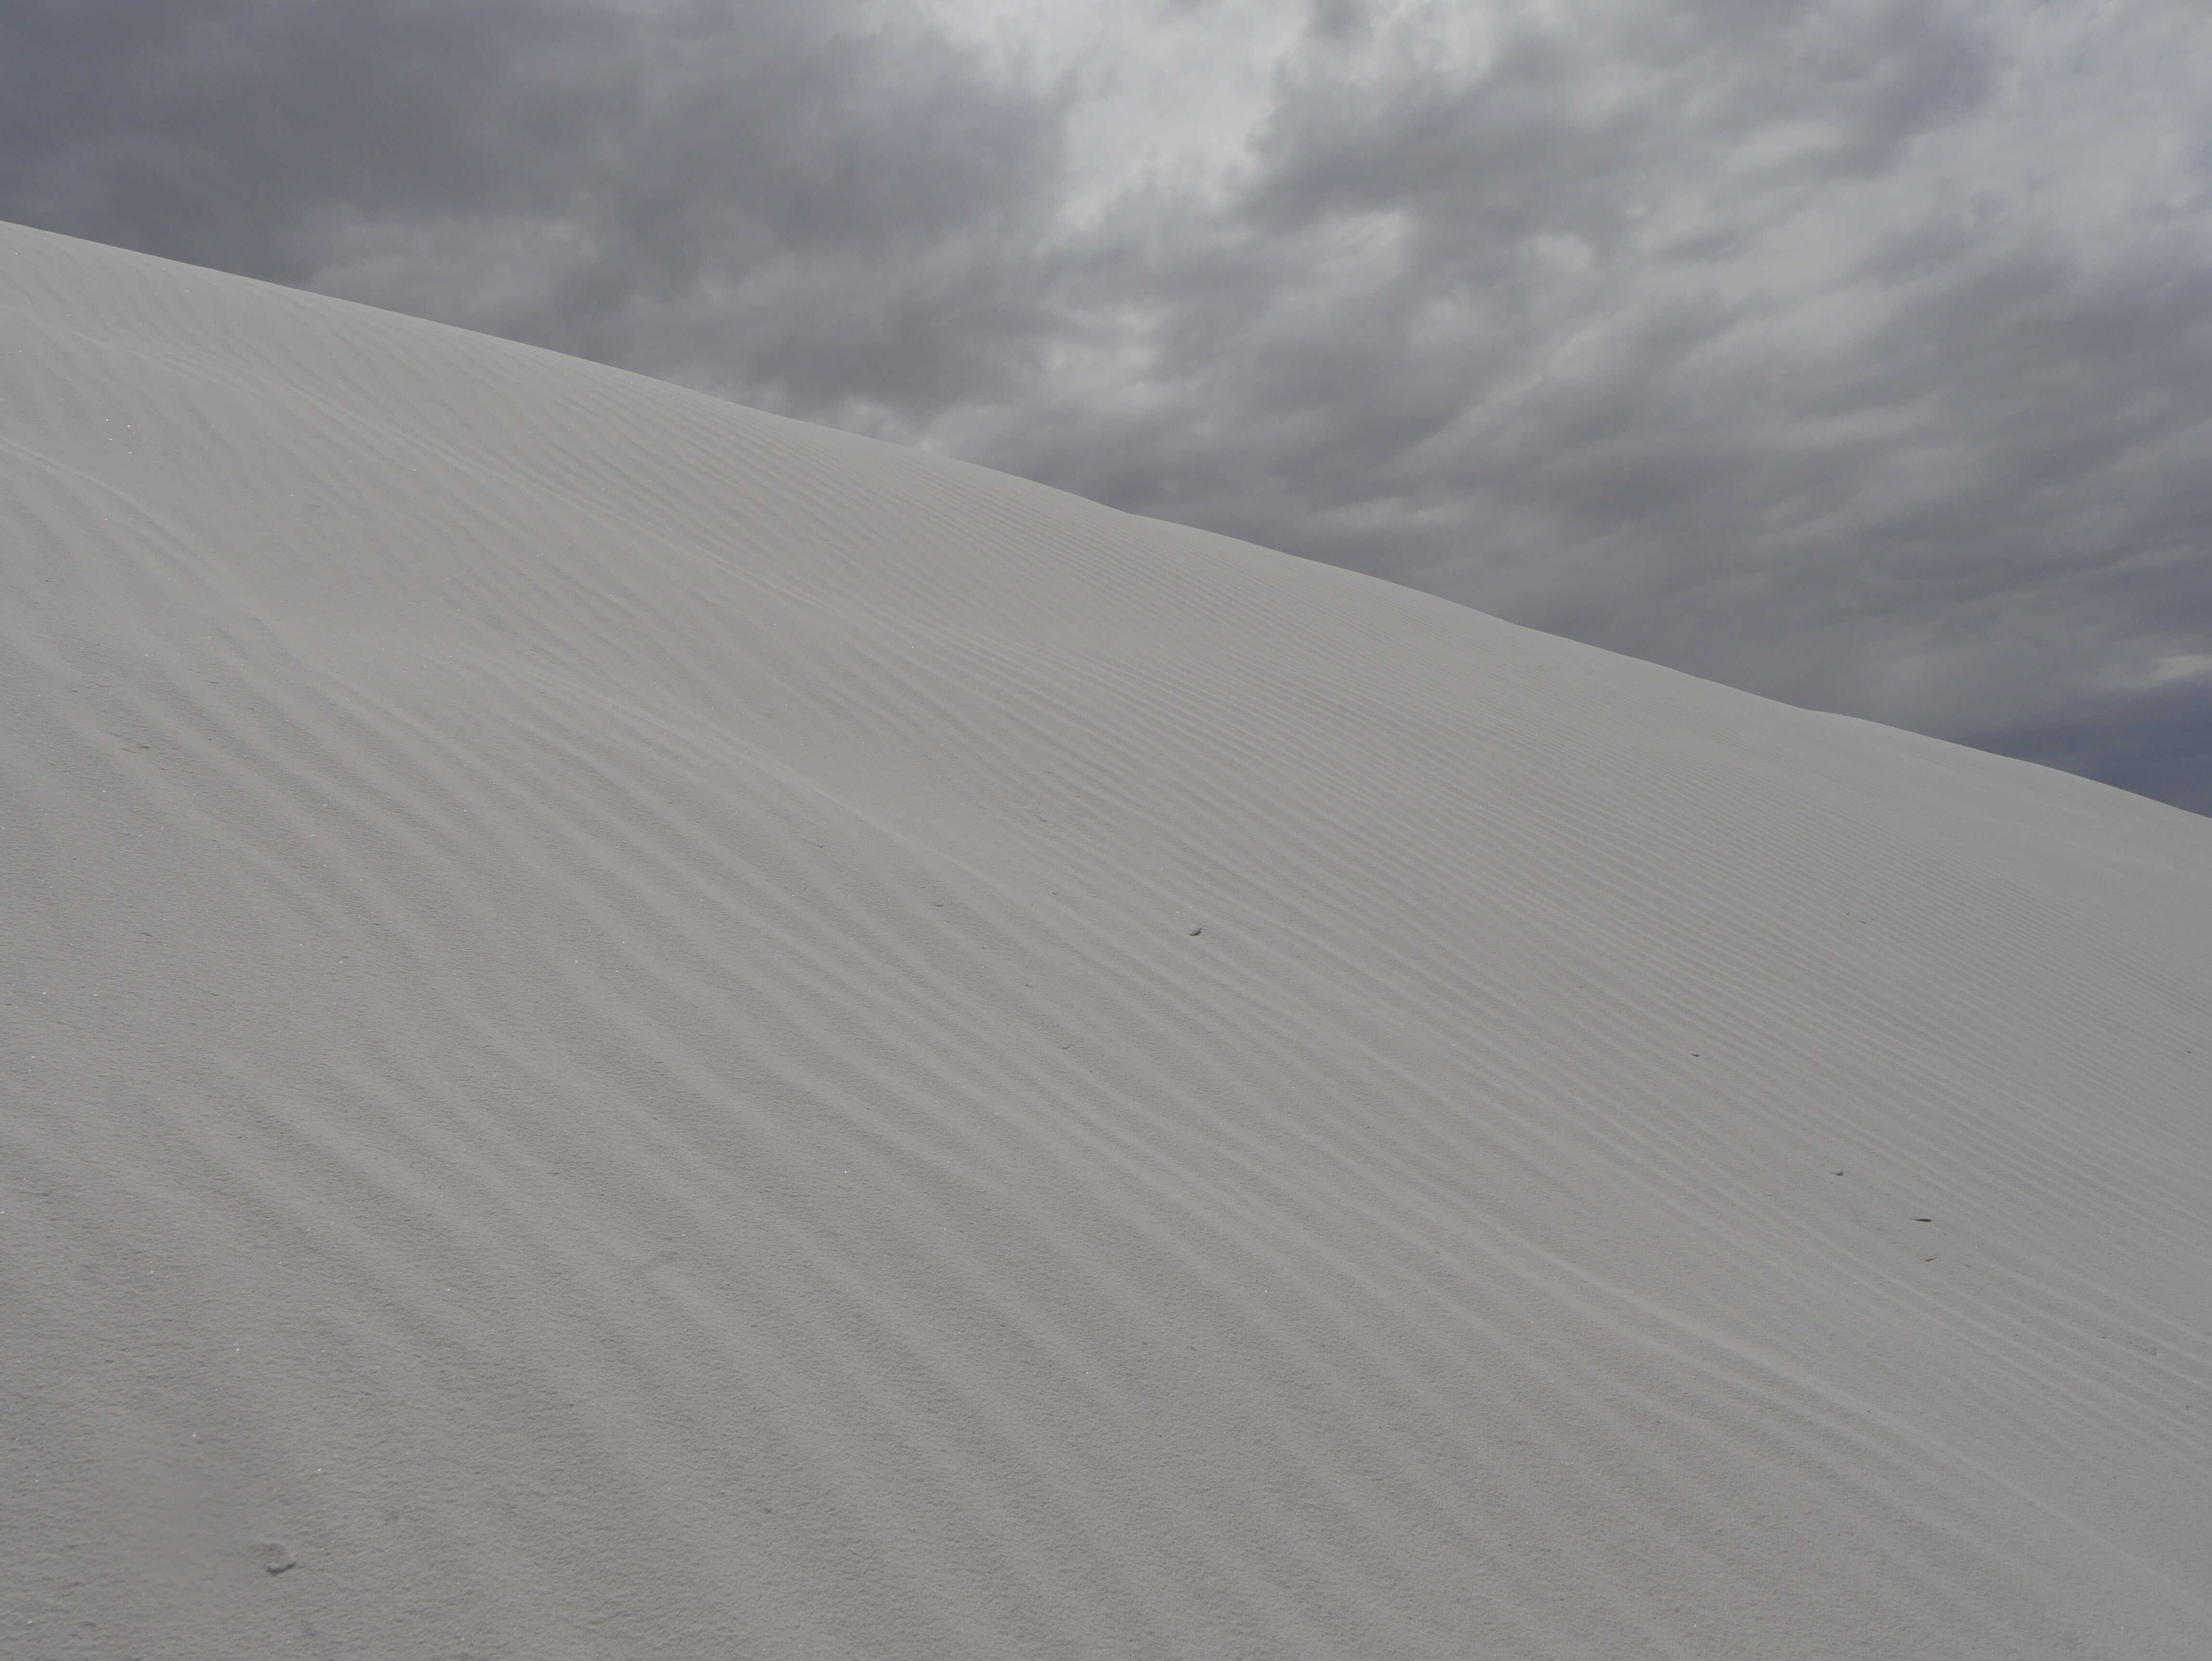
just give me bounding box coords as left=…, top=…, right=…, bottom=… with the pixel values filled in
left=2, top=220, right=2209, bottom=1659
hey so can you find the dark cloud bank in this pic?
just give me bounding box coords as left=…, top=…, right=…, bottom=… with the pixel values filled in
left=5, top=0, right=2207, bottom=811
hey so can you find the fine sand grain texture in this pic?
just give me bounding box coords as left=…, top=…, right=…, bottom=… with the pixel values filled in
left=2, top=219, right=2209, bottom=1659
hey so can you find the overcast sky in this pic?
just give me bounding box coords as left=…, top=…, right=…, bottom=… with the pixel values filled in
left=5, top=0, right=2208, bottom=810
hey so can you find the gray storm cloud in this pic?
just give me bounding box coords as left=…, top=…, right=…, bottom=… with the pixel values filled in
left=4, top=0, right=2206, bottom=809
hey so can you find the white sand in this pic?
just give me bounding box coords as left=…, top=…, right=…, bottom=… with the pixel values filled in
left=1, top=219, right=2208, bottom=1659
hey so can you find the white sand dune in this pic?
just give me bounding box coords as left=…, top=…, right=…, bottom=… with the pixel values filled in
left=2, top=219, right=2208, bottom=1660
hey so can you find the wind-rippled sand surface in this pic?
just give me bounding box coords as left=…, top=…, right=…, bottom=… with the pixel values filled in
left=3, top=220, right=2209, bottom=1659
